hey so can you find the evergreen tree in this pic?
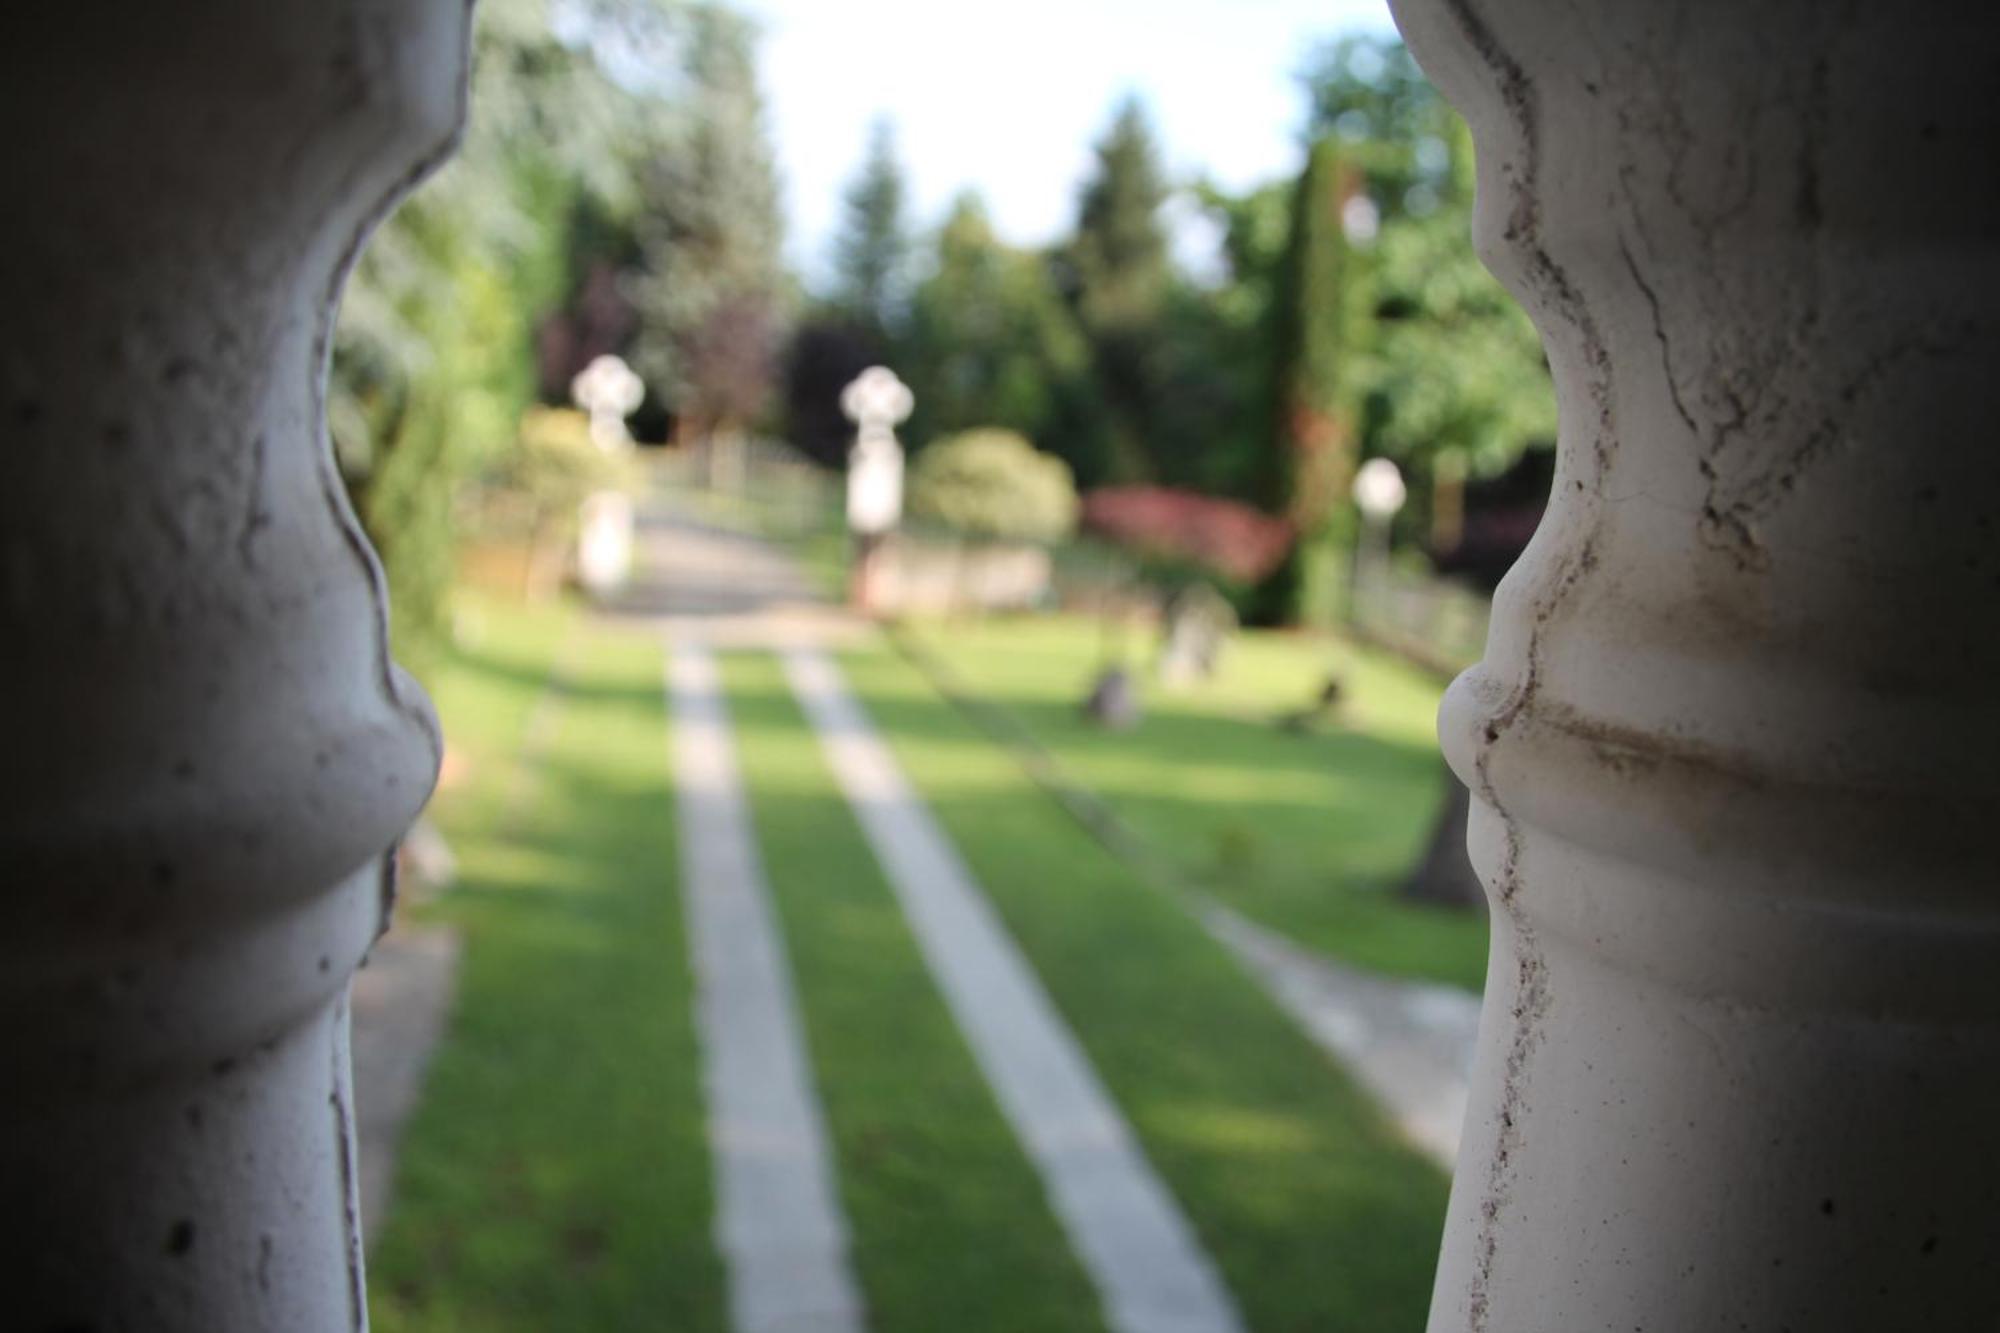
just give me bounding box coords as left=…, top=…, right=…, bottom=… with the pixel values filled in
left=631, top=2, right=787, bottom=441
left=900, top=195, right=1092, bottom=473
left=830, top=118, right=911, bottom=338
left=1062, top=96, right=1172, bottom=482
left=1262, top=134, right=1365, bottom=626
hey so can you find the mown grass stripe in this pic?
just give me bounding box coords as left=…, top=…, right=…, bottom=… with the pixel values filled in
left=371, top=611, right=727, bottom=1333
left=724, top=649, right=1107, bottom=1333
left=783, top=646, right=1245, bottom=1333
left=840, top=642, right=1452, bottom=1333
left=668, top=638, right=865, bottom=1333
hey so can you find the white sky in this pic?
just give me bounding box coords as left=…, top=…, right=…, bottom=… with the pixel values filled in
left=742, top=0, right=1398, bottom=281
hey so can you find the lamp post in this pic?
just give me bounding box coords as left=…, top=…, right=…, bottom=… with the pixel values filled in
left=569, top=354, right=644, bottom=600
left=1350, top=457, right=1408, bottom=624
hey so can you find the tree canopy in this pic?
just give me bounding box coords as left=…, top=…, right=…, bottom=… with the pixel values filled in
left=830, top=118, right=912, bottom=339
left=629, top=2, right=788, bottom=438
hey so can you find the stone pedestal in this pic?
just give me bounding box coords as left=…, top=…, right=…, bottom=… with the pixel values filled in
left=1388, top=2, right=2000, bottom=1328
left=0, top=3, right=465, bottom=1327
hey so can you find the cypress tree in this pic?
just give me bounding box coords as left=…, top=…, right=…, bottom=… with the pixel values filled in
left=1262, top=134, right=1363, bottom=626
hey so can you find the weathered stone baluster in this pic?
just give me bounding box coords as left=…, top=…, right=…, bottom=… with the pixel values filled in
left=1386, top=1, right=2000, bottom=1327
left=1, top=3, right=468, bottom=1327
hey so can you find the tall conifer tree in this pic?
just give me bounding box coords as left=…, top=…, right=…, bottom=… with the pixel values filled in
left=831, top=118, right=910, bottom=340
left=1264, top=134, right=1363, bottom=625
left=1064, top=97, right=1171, bottom=482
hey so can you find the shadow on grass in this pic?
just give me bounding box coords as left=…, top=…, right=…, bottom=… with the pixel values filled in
left=733, top=669, right=1488, bottom=992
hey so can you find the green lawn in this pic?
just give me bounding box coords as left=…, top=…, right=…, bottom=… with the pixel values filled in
left=368, top=596, right=1453, bottom=1332
left=896, top=615, right=1488, bottom=992
left=837, top=644, right=1452, bottom=1331
left=368, top=603, right=726, bottom=1333
left=724, top=652, right=1108, bottom=1333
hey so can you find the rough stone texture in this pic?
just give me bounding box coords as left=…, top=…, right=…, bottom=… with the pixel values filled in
left=1385, top=1, right=2000, bottom=1328
left=0, top=3, right=464, bottom=1327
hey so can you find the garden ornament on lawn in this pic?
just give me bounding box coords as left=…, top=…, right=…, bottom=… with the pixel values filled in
left=570, top=353, right=645, bottom=451
left=1158, top=581, right=1237, bottom=686
left=841, top=365, right=914, bottom=610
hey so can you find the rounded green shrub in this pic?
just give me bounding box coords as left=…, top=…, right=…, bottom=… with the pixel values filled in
left=907, top=428, right=1079, bottom=544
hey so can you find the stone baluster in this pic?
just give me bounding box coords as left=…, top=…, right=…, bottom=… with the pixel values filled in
left=0, top=3, right=467, bottom=1327
left=1386, top=1, right=2000, bottom=1328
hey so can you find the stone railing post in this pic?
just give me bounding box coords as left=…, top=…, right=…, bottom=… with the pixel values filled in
left=1, top=3, right=468, bottom=1327
left=1386, top=1, right=1999, bottom=1328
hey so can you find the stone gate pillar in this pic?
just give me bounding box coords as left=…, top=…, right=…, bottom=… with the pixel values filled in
left=1, top=3, right=467, bottom=1328
left=1386, top=1, right=1999, bottom=1328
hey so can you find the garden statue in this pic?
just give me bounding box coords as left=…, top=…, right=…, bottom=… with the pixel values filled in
left=577, top=490, right=635, bottom=599
left=570, top=353, right=645, bottom=451
left=840, top=365, right=914, bottom=610
left=569, top=354, right=643, bottom=598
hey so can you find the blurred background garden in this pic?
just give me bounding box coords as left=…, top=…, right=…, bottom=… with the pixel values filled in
left=341, top=1, right=1559, bottom=1329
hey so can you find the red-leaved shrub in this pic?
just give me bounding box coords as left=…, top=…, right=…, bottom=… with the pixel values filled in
left=1079, top=486, right=1295, bottom=585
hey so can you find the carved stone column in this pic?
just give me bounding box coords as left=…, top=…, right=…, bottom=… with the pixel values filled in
left=1386, top=1, right=2000, bottom=1328
left=0, top=4, right=466, bottom=1327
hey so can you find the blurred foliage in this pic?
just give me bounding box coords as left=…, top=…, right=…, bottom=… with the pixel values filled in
left=908, top=429, right=1080, bottom=545
left=1298, top=33, right=1458, bottom=222
left=1299, top=35, right=1556, bottom=484
left=899, top=196, right=1092, bottom=465
left=1056, top=98, right=1174, bottom=484
left=492, top=407, right=638, bottom=528
left=781, top=312, right=886, bottom=469
left=629, top=2, right=788, bottom=440
left=1355, top=121, right=1556, bottom=479
left=830, top=118, right=913, bottom=340
left=335, top=0, right=684, bottom=676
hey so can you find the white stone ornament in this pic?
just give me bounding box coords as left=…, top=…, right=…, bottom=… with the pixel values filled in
left=570, top=353, right=645, bottom=450
left=1351, top=457, right=1408, bottom=519
left=577, top=491, right=635, bottom=597
left=841, top=366, right=913, bottom=537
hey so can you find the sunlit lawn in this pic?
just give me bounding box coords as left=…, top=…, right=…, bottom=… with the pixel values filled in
left=898, top=614, right=1489, bottom=992
left=830, top=644, right=1451, bottom=1331
left=369, top=594, right=1453, bottom=1332
left=369, top=602, right=726, bottom=1333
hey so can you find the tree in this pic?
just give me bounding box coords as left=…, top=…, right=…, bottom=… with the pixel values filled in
left=1297, top=33, right=1457, bottom=223
left=1060, top=96, right=1173, bottom=482
left=830, top=118, right=911, bottom=339
left=1259, top=135, right=1366, bottom=626
left=334, top=0, right=681, bottom=675
left=1298, top=34, right=1554, bottom=556
left=780, top=311, right=884, bottom=469
left=1356, top=117, right=1555, bottom=487
left=900, top=195, right=1091, bottom=471
left=630, top=2, right=788, bottom=443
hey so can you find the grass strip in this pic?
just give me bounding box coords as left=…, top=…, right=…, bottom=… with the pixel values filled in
left=370, top=608, right=726, bottom=1333
left=842, top=642, right=1453, bottom=1333
left=724, top=649, right=1108, bottom=1333
left=898, top=615, right=1487, bottom=992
